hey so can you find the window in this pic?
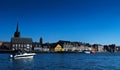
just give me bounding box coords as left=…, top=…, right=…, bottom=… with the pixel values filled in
left=13, top=44, right=15, bottom=47
left=16, top=44, right=17, bottom=47
left=21, top=44, right=23, bottom=47
left=19, top=44, right=20, bottom=47
left=24, top=44, right=26, bottom=47
left=27, top=44, right=30, bottom=47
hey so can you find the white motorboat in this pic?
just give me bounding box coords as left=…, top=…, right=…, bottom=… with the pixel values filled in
left=10, top=50, right=36, bottom=59
left=82, top=50, right=91, bottom=54
left=10, top=53, right=36, bottom=59
left=84, top=51, right=91, bottom=54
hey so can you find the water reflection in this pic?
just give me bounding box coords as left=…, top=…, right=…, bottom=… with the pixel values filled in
left=10, top=58, right=34, bottom=70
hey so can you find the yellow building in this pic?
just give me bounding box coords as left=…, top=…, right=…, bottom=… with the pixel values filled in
left=0, top=42, right=2, bottom=46
left=54, top=44, right=64, bottom=52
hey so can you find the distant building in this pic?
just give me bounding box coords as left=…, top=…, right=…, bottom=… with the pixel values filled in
left=103, top=44, right=116, bottom=52
left=54, top=44, right=64, bottom=52
left=58, top=40, right=73, bottom=52
left=42, top=43, right=50, bottom=52
left=32, top=37, right=43, bottom=51
left=0, top=42, right=10, bottom=50
left=11, top=23, right=33, bottom=51
left=0, top=42, right=2, bottom=46
left=57, top=40, right=91, bottom=52
left=97, top=44, right=104, bottom=52
left=33, top=42, right=42, bottom=51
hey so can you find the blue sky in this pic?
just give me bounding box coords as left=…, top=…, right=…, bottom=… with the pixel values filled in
left=0, top=0, right=120, bottom=45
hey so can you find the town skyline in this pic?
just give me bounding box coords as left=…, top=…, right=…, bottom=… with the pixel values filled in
left=1, top=0, right=120, bottom=45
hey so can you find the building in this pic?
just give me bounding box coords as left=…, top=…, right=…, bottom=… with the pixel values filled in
left=58, top=40, right=91, bottom=52
left=32, top=37, right=43, bottom=51
left=0, top=42, right=10, bottom=49
left=42, top=43, right=50, bottom=52
left=40, top=37, right=43, bottom=47
left=54, top=44, right=64, bottom=52
left=97, top=44, right=104, bottom=52
left=11, top=38, right=32, bottom=51
left=11, top=24, right=33, bottom=51
left=0, top=42, right=2, bottom=47
left=103, top=44, right=116, bottom=52
left=33, top=42, right=42, bottom=51
left=58, top=40, right=73, bottom=52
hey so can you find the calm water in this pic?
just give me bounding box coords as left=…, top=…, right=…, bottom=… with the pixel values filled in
left=0, top=53, right=120, bottom=70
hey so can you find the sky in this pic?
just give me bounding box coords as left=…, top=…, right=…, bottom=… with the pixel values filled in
left=0, top=0, right=120, bottom=45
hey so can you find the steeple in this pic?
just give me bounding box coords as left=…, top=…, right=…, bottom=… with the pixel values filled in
left=40, top=37, right=43, bottom=47
left=14, top=23, right=20, bottom=38
left=16, top=23, right=18, bottom=32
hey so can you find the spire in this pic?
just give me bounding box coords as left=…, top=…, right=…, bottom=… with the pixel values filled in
left=16, top=23, right=18, bottom=32
left=14, top=22, right=20, bottom=38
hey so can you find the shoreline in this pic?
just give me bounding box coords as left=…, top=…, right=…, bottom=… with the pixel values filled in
left=0, top=50, right=116, bottom=54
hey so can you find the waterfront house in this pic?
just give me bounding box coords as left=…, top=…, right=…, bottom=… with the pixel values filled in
left=97, top=44, right=104, bottom=52
left=0, top=42, right=2, bottom=46
left=58, top=40, right=91, bottom=52
left=78, top=43, right=92, bottom=52
left=42, top=43, right=50, bottom=52
left=103, top=44, right=116, bottom=52
left=1, top=42, right=10, bottom=50
left=59, top=40, right=72, bottom=52
left=42, top=45, right=49, bottom=52
left=58, top=40, right=79, bottom=52
left=0, top=42, right=3, bottom=49
left=54, top=44, right=64, bottom=52
left=43, top=42, right=64, bottom=52
left=33, top=42, right=42, bottom=51
left=32, top=37, right=43, bottom=51
left=0, top=42, right=10, bottom=50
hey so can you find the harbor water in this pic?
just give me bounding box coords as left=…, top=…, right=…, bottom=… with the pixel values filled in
left=0, top=53, right=120, bottom=70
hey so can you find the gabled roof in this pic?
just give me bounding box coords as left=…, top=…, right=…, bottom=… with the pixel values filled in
left=49, top=43, right=58, bottom=48
left=58, top=40, right=85, bottom=46
left=11, top=37, right=32, bottom=43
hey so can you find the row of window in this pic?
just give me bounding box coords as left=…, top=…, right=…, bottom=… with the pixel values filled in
left=12, top=44, right=32, bottom=47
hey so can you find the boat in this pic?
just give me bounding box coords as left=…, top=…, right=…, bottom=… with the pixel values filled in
left=82, top=50, right=91, bottom=54
left=10, top=50, right=36, bottom=59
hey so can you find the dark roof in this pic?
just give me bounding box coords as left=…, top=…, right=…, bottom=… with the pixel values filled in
left=58, top=40, right=71, bottom=43
left=11, top=37, right=32, bottom=43
left=50, top=43, right=58, bottom=48
left=58, top=40, right=84, bottom=46
left=43, top=42, right=63, bottom=48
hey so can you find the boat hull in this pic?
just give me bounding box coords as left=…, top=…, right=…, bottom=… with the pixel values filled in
left=10, top=53, right=36, bottom=59
left=82, top=50, right=91, bottom=54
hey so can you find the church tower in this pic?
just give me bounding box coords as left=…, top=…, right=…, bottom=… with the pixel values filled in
left=14, top=23, right=20, bottom=37
left=40, top=37, right=43, bottom=47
